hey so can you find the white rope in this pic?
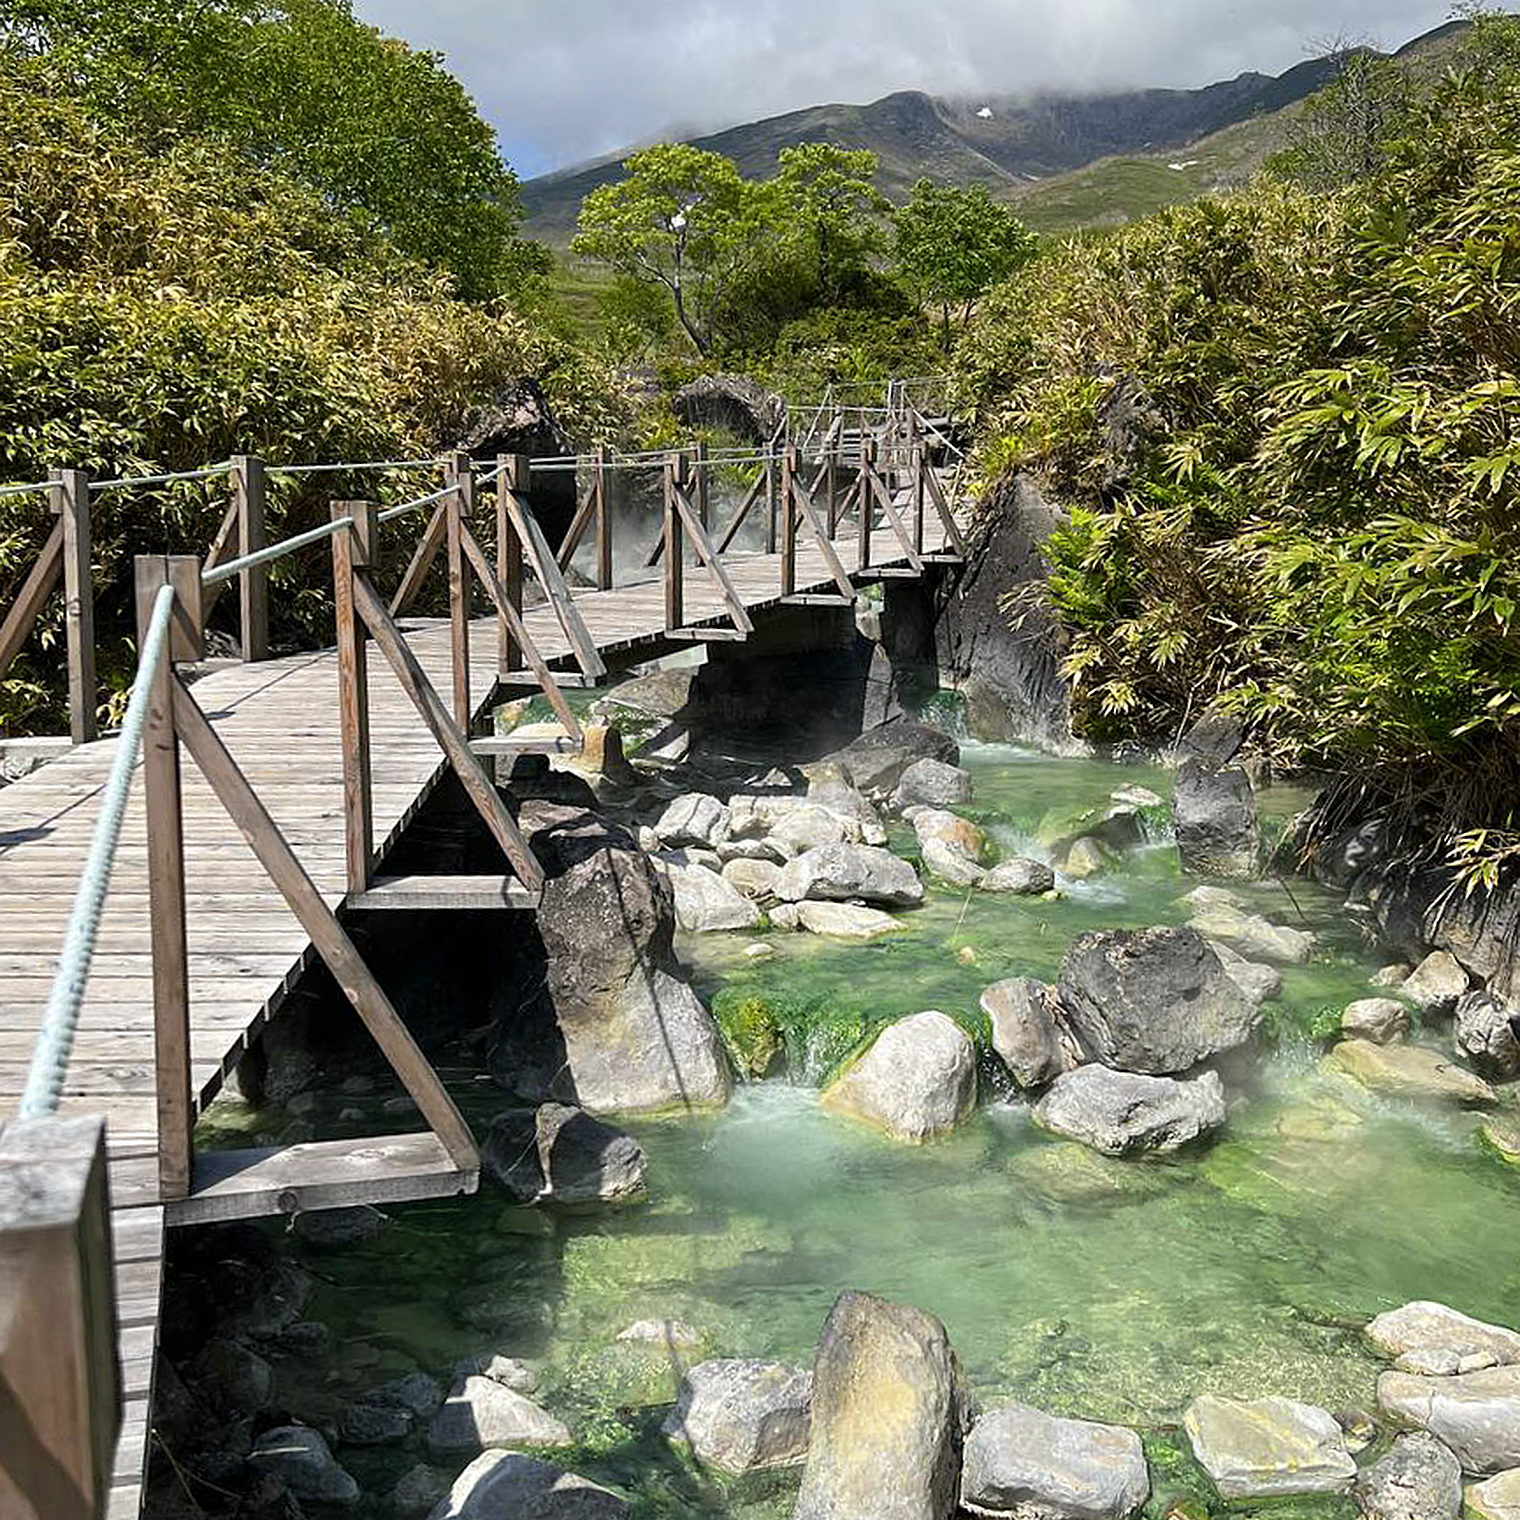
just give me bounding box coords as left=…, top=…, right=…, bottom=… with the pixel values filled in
left=18, top=583, right=177, bottom=1118
left=203, top=515, right=354, bottom=584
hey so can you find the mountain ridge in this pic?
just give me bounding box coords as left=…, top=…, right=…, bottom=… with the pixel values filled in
left=521, top=20, right=1467, bottom=244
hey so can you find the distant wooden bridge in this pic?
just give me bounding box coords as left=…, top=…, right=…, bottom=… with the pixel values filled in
left=0, top=394, right=966, bottom=1519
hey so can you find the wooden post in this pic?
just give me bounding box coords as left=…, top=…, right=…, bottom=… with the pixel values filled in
left=445, top=452, right=474, bottom=730
left=135, top=554, right=201, bottom=1200
left=497, top=455, right=525, bottom=676
left=825, top=433, right=839, bottom=538
left=910, top=414, right=926, bottom=556
left=594, top=445, right=612, bottom=590
left=664, top=454, right=684, bottom=633
left=331, top=502, right=377, bottom=897
left=858, top=438, right=876, bottom=571
left=780, top=447, right=797, bottom=599
left=693, top=442, right=708, bottom=530
left=0, top=1115, right=119, bottom=1520
left=232, top=455, right=269, bottom=662
left=51, top=470, right=95, bottom=745
left=764, top=454, right=777, bottom=554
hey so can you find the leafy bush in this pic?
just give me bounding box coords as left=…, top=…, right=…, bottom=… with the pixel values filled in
left=0, top=63, right=624, bottom=731
left=958, top=15, right=1520, bottom=860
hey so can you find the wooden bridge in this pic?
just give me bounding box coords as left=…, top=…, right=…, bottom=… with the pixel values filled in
left=0, top=398, right=966, bottom=1519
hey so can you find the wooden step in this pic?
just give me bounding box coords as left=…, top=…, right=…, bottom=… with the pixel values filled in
left=349, top=874, right=539, bottom=910
left=494, top=670, right=604, bottom=689
left=169, top=1131, right=478, bottom=1225
left=468, top=734, right=582, bottom=756
left=665, top=626, right=748, bottom=642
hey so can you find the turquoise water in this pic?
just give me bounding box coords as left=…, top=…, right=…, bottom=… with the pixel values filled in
left=213, top=747, right=1520, bottom=1518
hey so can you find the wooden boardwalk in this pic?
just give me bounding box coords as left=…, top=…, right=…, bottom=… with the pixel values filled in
left=0, top=516, right=953, bottom=1519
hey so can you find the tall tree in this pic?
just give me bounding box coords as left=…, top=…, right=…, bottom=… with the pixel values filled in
left=893, top=180, right=1039, bottom=349
left=571, top=143, right=764, bottom=355
left=0, top=0, right=536, bottom=301
left=773, top=143, right=888, bottom=300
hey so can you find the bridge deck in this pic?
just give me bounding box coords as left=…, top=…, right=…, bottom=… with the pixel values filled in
left=0, top=518, right=952, bottom=1519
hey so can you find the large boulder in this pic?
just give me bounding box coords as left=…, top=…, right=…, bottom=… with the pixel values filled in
left=1187, top=904, right=1314, bottom=965
left=1056, top=928, right=1262, bottom=1074
left=1403, top=952, right=1471, bottom=1016
left=1378, top=1367, right=1520, bottom=1473
left=981, top=858, right=1056, bottom=896
left=662, top=1359, right=812, bottom=1475
left=921, top=837, right=987, bottom=888
left=482, top=1104, right=646, bottom=1206
left=655, top=794, right=731, bottom=849
left=665, top=862, right=764, bottom=933
left=822, top=1012, right=977, bottom=1143
left=1208, top=941, right=1283, bottom=1005
left=672, top=373, right=786, bottom=444
left=1354, top=1433, right=1462, bottom=1520
left=1183, top=1395, right=1357, bottom=1498
left=1342, top=998, right=1411, bottom=1045
left=979, top=979, right=1069, bottom=1089
left=248, top=1425, right=359, bottom=1505
left=1032, top=1066, right=1226, bottom=1157
left=1455, top=992, right=1520, bottom=1081
left=776, top=843, right=924, bottom=908
left=961, top=1402, right=1149, bottom=1520
left=894, top=759, right=974, bottom=811
left=428, top=1451, right=628, bottom=1519
left=1368, top=1302, right=1520, bottom=1376
left=427, top=1375, right=573, bottom=1455
left=793, top=1290, right=970, bottom=1520
left=830, top=718, right=959, bottom=797
left=795, top=901, right=906, bottom=940
left=1173, top=758, right=1261, bottom=878
left=1323, top=1041, right=1496, bottom=1107
left=493, top=805, right=730, bottom=1114
left=912, top=809, right=987, bottom=860
left=927, top=473, right=1080, bottom=752
left=453, top=378, right=576, bottom=549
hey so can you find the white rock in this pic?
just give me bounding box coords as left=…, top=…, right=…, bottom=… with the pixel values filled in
left=655, top=793, right=731, bottom=848
left=666, top=863, right=763, bottom=933
left=427, top=1376, right=573, bottom=1455
left=794, top=901, right=905, bottom=939
left=1183, top=1395, right=1357, bottom=1498
left=822, top=1011, right=976, bottom=1141
left=1403, top=951, right=1471, bottom=1014
left=1342, top=998, right=1410, bottom=1044
left=1369, top=1302, right=1520, bottom=1374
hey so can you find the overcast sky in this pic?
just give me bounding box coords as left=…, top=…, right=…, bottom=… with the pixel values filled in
left=352, top=1, right=1456, bottom=180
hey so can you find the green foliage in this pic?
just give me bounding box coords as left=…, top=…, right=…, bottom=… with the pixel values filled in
left=711, top=994, right=784, bottom=1079
left=773, top=143, right=890, bottom=301
left=894, top=180, right=1040, bottom=349
left=958, top=13, right=1520, bottom=856
left=573, top=143, right=764, bottom=356
left=1, top=0, right=542, bottom=300
left=0, top=63, right=623, bottom=732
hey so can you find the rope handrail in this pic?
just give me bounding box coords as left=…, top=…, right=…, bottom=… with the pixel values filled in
left=376, top=480, right=462, bottom=523
left=90, top=463, right=235, bottom=492
left=18, top=582, right=177, bottom=1118
left=266, top=458, right=444, bottom=479
left=0, top=480, right=52, bottom=499
left=203, top=514, right=355, bottom=585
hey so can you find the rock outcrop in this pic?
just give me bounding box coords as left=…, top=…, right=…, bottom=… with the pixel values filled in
left=1183, top=1395, right=1357, bottom=1498
left=482, top=1104, right=647, bottom=1206
left=822, top=1012, right=977, bottom=1142
left=793, top=1290, right=970, bottom=1520
left=1173, top=757, right=1261, bottom=879
left=491, top=804, right=729, bottom=1114
left=1032, top=1066, right=1226, bottom=1156
left=1057, top=928, right=1261, bottom=1074
left=662, top=1359, right=812, bottom=1475
left=1378, top=1367, right=1520, bottom=1473
left=961, top=1402, right=1149, bottom=1520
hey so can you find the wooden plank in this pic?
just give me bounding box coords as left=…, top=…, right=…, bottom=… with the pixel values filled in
left=663, top=456, right=683, bottom=633
left=445, top=454, right=473, bottom=731
left=0, top=520, right=64, bottom=679
left=172, top=1132, right=477, bottom=1226
left=350, top=875, right=538, bottom=911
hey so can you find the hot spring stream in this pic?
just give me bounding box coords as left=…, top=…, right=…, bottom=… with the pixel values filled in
left=202, top=746, right=1520, bottom=1518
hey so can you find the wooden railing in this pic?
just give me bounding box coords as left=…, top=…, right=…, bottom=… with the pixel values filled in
left=0, top=397, right=968, bottom=749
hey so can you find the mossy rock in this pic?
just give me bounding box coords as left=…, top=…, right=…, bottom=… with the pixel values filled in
left=713, top=993, right=785, bottom=1079
left=1479, top=1115, right=1520, bottom=1165
left=1015, top=1138, right=1173, bottom=1207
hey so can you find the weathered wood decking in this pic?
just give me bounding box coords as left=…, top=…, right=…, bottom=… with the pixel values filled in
left=0, top=515, right=954, bottom=1518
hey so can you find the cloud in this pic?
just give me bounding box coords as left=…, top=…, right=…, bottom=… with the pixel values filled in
left=351, top=0, right=1455, bottom=178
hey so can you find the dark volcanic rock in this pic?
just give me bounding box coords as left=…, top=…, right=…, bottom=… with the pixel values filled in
left=483, top=1103, right=647, bottom=1205
left=1057, top=927, right=1262, bottom=1074
left=672, top=373, right=786, bottom=444
left=830, top=717, right=959, bottom=797
left=1174, top=758, right=1262, bottom=879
